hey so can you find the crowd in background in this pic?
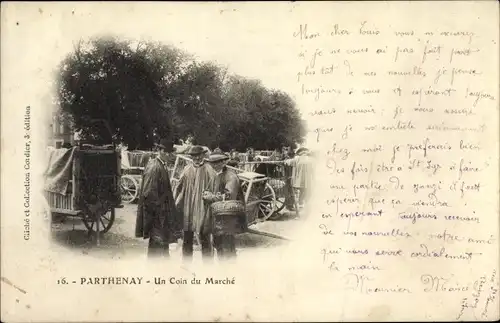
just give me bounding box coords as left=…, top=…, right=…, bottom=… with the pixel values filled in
left=135, top=139, right=313, bottom=260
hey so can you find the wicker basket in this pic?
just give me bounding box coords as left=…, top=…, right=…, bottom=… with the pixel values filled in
left=211, top=200, right=246, bottom=235
left=211, top=200, right=245, bottom=216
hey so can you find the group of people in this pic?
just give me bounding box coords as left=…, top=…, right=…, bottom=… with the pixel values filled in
left=205, top=145, right=313, bottom=210
left=135, top=139, right=313, bottom=260
left=240, top=146, right=313, bottom=210
left=135, top=139, right=244, bottom=260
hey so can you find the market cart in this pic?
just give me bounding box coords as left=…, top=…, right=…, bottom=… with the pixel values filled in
left=120, top=150, right=156, bottom=204
left=248, top=160, right=292, bottom=220
left=43, top=144, right=122, bottom=245
left=170, top=154, right=279, bottom=225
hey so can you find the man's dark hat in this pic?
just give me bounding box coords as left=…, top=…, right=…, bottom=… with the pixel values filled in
left=155, top=138, right=172, bottom=150
left=187, top=145, right=207, bottom=156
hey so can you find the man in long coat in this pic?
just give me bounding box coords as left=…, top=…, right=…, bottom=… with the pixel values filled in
left=284, top=147, right=313, bottom=206
left=135, top=139, right=178, bottom=257
left=282, top=146, right=296, bottom=210
left=174, top=145, right=216, bottom=260
left=203, top=153, right=245, bottom=260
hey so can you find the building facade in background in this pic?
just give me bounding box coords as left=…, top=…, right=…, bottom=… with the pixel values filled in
left=48, top=112, right=74, bottom=148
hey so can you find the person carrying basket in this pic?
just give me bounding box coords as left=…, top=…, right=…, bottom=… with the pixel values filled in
left=203, top=153, right=246, bottom=260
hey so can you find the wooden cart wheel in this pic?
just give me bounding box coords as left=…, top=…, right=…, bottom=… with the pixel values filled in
left=120, top=175, right=139, bottom=204
left=269, top=199, right=285, bottom=220
left=258, top=183, right=276, bottom=221
left=240, top=181, right=276, bottom=223
left=274, top=197, right=286, bottom=212
left=267, top=178, right=287, bottom=212
left=267, top=179, right=286, bottom=220
left=82, top=208, right=115, bottom=234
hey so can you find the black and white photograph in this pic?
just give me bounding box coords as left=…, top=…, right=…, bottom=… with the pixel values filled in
left=43, top=34, right=313, bottom=260
left=1, top=2, right=498, bottom=322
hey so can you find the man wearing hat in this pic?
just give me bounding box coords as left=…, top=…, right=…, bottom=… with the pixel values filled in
left=156, top=139, right=177, bottom=166
left=174, top=145, right=216, bottom=261
left=284, top=147, right=313, bottom=207
left=135, top=138, right=178, bottom=257
left=203, top=152, right=245, bottom=259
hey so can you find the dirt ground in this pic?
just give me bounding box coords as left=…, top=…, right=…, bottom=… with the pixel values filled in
left=50, top=203, right=303, bottom=259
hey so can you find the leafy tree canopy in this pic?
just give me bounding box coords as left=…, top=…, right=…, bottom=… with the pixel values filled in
left=55, top=36, right=305, bottom=151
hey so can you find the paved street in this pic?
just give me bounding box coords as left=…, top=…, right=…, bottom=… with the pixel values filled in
left=51, top=203, right=303, bottom=259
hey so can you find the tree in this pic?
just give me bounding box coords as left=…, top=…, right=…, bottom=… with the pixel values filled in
left=56, top=36, right=186, bottom=149
left=55, top=36, right=306, bottom=151
left=166, top=61, right=227, bottom=146
left=217, top=75, right=305, bottom=151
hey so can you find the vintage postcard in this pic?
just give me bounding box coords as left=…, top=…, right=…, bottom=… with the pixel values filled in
left=1, top=1, right=499, bottom=322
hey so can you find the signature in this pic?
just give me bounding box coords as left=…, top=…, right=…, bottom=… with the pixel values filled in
left=481, top=285, right=498, bottom=319
left=481, top=269, right=498, bottom=319
left=456, top=269, right=498, bottom=320
left=342, top=273, right=411, bottom=294
left=421, top=274, right=470, bottom=292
